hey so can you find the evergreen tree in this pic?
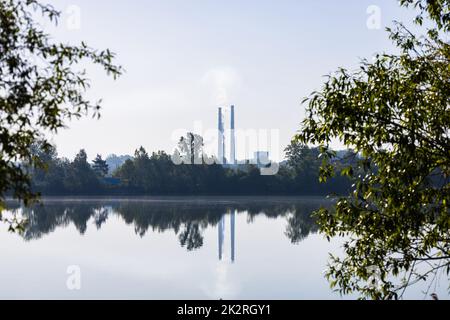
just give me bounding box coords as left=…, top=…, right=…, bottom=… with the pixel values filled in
left=92, top=155, right=109, bottom=178
left=66, top=150, right=99, bottom=193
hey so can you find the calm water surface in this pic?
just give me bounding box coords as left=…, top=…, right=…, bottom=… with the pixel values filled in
left=0, top=197, right=444, bottom=299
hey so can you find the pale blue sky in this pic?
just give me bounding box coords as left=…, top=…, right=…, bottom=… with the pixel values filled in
left=44, top=0, right=417, bottom=161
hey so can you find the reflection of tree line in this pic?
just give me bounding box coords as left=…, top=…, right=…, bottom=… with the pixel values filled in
left=11, top=199, right=331, bottom=249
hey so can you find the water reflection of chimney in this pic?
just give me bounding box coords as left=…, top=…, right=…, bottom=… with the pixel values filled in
left=231, top=209, right=236, bottom=263
left=218, top=214, right=225, bottom=261
left=218, top=210, right=236, bottom=263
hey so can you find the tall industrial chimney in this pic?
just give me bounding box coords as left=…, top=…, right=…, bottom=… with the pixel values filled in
left=230, top=105, right=236, bottom=165
left=218, top=108, right=225, bottom=164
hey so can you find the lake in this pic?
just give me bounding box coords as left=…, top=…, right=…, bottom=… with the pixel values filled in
left=0, top=197, right=444, bottom=300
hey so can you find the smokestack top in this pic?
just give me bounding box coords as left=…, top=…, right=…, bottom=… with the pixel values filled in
left=218, top=107, right=225, bottom=164
left=218, top=107, right=224, bottom=132
left=230, top=105, right=235, bottom=130
left=230, top=105, right=236, bottom=164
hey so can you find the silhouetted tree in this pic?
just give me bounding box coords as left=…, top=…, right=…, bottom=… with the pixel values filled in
left=65, top=150, right=99, bottom=193
left=92, top=155, right=109, bottom=178
left=297, top=0, right=450, bottom=299
left=176, top=133, right=204, bottom=165
left=0, top=0, right=121, bottom=231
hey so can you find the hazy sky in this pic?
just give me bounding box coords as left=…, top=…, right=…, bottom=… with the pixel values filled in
left=44, top=0, right=416, bottom=161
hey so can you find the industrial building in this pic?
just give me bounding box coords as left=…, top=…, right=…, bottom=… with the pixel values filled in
left=217, top=105, right=270, bottom=167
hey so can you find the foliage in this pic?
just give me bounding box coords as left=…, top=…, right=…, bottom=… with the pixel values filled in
left=105, top=154, right=132, bottom=174
left=400, top=0, right=450, bottom=31
left=296, top=1, right=450, bottom=299
left=0, top=0, right=122, bottom=230
left=29, top=138, right=352, bottom=196
left=286, top=140, right=355, bottom=194
left=175, top=132, right=205, bottom=165
left=30, top=145, right=101, bottom=194
left=92, top=155, right=109, bottom=178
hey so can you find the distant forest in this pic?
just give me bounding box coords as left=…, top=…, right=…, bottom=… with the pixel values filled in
left=28, top=134, right=356, bottom=196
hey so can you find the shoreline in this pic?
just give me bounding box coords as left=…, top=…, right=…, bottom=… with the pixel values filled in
left=5, top=195, right=333, bottom=204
